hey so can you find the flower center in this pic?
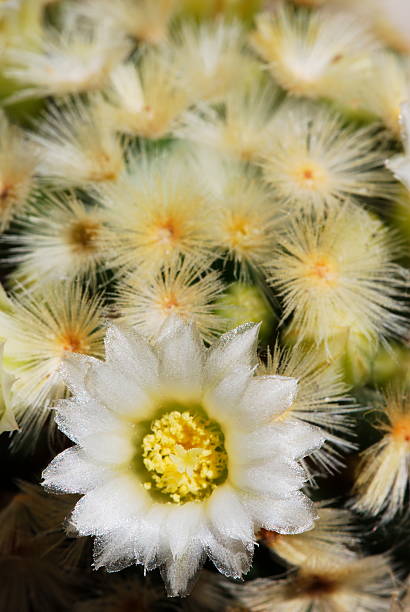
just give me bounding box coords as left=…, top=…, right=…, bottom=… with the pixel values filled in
left=141, top=409, right=228, bottom=504
left=67, top=219, right=100, bottom=253
left=294, top=571, right=339, bottom=597
left=228, top=215, right=250, bottom=241
left=306, top=254, right=338, bottom=287
left=0, top=182, right=14, bottom=209
left=293, top=161, right=329, bottom=192
left=56, top=330, right=90, bottom=353
left=160, top=292, right=180, bottom=311
left=156, top=218, right=179, bottom=244
left=391, top=416, right=410, bottom=443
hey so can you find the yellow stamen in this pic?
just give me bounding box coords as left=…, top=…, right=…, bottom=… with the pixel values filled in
left=141, top=410, right=227, bottom=503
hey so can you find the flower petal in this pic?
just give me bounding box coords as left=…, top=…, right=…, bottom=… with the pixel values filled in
left=203, top=365, right=251, bottom=423
left=93, top=524, right=139, bottom=572
left=84, top=361, right=153, bottom=419
left=60, top=352, right=101, bottom=401
left=54, top=398, right=125, bottom=445
left=239, top=490, right=316, bottom=534
left=166, top=502, right=204, bottom=560
left=163, top=539, right=205, bottom=597
left=81, top=430, right=135, bottom=465
left=275, top=419, right=325, bottom=460
left=134, top=504, right=170, bottom=571
left=207, top=484, right=254, bottom=544
left=205, top=323, right=260, bottom=385
left=42, top=446, right=112, bottom=494
left=71, top=474, right=147, bottom=536
left=156, top=316, right=204, bottom=393
left=237, top=376, right=298, bottom=429
left=229, top=458, right=306, bottom=498
left=104, top=324, right=159, bottom=388
left=228, top=419, right=324, bottom=464
left=205, top=529, right=253, bottom=580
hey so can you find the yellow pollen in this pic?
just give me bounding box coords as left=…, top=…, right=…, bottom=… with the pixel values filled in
left=141, top=410, right=227, bottom=503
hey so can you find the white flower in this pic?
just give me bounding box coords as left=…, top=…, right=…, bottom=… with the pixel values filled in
left=42, top=318, right=323, bottom=596
left=386, top=103, right=410, bottom=190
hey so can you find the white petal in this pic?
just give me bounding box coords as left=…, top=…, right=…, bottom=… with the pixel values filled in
left=54, top=398, right=124, bottom=445
left=205, top=529, right=253, bottom=580
left=134, top=504, right=170, bottom=571
left=237, top=376, right=298, bottom=429
left=93, top=524, right=139, bottom=572
left=386, top=155, right=410, bottom=189
left=163, top=539, right=205, bottom=597
left=60, top=352, right=101, bottom=400
left=81, top=430, right=135, bottom=465
left=228, top=420, right=324, bottom=464
left=206, top=484, right=254, bottom=544
left=166, top=502, right=204, bottom=560
left=84, top=361, right=153, bottom=419
left=71, top=474, right=147, bottom=536
left=275, top=419, right=325, bottom=460
left=203, top=365, right=251, bottom=423
left=229, top=458, right=306, bottom=498
left=156, top=316, right=204, bottom=393
left=42, top=446, right=112, bottom=494
left=104, top=324, right=159, bottom=388
left=240, top=490, right=316, bottom=534
left=205, top=323, right=260, bottom=385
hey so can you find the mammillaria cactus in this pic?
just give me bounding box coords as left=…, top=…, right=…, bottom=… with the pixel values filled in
left=0, top=1, right=409, bottom=610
